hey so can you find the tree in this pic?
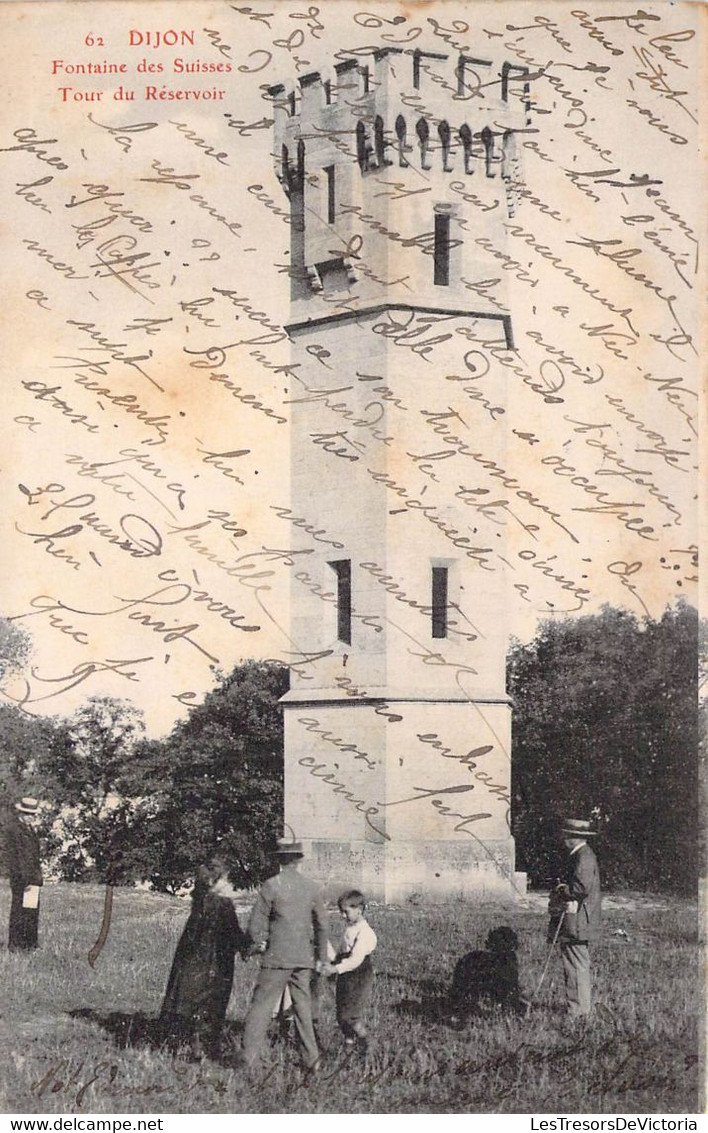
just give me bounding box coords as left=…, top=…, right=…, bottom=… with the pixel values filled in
left=1, top=657, right=288, bottom=890
left=509, top=601, right=699, bottom=893
left=0, top=703, right=59, bottom=800
left=0, top=619, right=63, bottom=875
left=123, top=660, right=288, bottom=892
left=41, top=697, right=146, bottom=882
left=0, top=618, right=40, bottom=795
left=0, top=618, right=32, bottom=682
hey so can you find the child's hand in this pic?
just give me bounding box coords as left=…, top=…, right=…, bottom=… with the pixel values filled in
left=323, top=962, right=337, bottom=977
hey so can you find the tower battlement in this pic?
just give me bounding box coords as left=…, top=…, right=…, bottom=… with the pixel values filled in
left=268, top=49, right=528, bottom=187
left=267, top=49, right=527, bottom=321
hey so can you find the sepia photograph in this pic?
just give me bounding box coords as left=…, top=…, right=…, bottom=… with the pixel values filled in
left=0, top=0, right=702, bottom=1117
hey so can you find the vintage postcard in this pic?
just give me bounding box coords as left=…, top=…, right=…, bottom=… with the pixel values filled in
left=0, top=0, right=702, bottom=1117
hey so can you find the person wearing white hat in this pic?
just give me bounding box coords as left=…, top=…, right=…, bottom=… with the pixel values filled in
left=6, top=797, right=43, bottom=951
left=554, top=818, right=602, bottom=1019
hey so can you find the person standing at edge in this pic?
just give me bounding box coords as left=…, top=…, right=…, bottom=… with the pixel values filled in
left=6, top=797, right=43, bottom=951
left=241, top=838, right=327, bottom=1072
left=555, top=817, right=602, bottom=1019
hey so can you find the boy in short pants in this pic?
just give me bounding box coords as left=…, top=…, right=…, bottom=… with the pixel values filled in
left=325, top=889, right=377, bottom=1054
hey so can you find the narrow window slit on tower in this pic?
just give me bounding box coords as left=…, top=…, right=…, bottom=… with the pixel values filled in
left=438, top=120, right=452, bottom=171
left=374, top=116, right=390, bottom=167
left=434, top=212, right=451, bottom=287
left=459, top=124, right=473, bottom=175
left=431, top=566, right=448, bottom=639
left=356, top=121, right=370, bottom=171
left=481, top=126, right=495, bottom=176
left=324, top=164, right=336, bottom=223
left=395, top=115, right=409, bottom=167
left=416, top=118, right=431, bottom=169
left=329, top=559, right=352, bottom=644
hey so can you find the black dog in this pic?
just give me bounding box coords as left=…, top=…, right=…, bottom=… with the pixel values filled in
left=448, top=926, right=523, bottom=1018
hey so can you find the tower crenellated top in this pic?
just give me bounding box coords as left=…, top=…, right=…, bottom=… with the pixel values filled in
left=267, top=49, right=529, bottom=323
left=268, top=49, right=528, bottom=185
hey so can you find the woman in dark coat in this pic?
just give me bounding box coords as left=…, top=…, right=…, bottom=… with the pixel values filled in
left=160, top=857, right=247, bottom=1058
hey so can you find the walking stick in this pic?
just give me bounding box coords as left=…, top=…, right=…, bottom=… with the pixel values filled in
left=528, top=910, right=565, bottom=1004
left=88, top=883, right=114, bottom=968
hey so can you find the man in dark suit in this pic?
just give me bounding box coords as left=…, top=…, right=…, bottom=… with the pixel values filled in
left=554, top=817, right=602, bottom=1019
left=6, top=797, right=43, bottom=951
left=241, top=839, right=328, bottom=1071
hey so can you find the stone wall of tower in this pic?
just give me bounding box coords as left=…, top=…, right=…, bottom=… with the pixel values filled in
left=273, top=48, right=526, bottom=902
left=281, top=314, right=517, bottom=902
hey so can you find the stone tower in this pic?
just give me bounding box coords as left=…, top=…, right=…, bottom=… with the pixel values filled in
left=269, top=48, right=529, bottom=901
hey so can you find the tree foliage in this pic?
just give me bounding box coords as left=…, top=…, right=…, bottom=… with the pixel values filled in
left=0, top=658, right=287, bottom=890
left=100, top=660, right=289, bottom=892
left=0, top=618, right=32, bottom=681
left=510, top=602, right=699, bottom=893
left=0, top=619, right=64, bottom=875
left=42, top=697, right=146, bottom=882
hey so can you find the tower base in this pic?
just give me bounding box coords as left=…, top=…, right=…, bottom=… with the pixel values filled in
left=299, top=838, right=524, bottom=904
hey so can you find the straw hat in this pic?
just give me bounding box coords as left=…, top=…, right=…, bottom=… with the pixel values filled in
left=15, top=797, right=40, bottom=815
left=274, top=837, right=304, bottom=857
left=561, top=818, right=597, bottom=838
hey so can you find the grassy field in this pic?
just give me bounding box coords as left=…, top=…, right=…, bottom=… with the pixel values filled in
left=0, top=881, right=701, bottom=1114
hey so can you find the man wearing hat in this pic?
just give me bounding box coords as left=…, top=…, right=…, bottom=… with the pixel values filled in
left=553, top=818, right=601, bottom=1019
left=241, top=838, right=328, bottom=1072
left=6, top=797, right=43, bottom=951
